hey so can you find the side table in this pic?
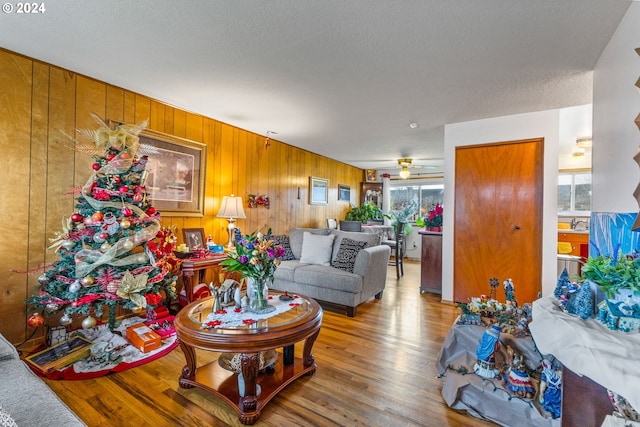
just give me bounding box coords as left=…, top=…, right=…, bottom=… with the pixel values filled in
left=179, top=254, right=227, bottom=303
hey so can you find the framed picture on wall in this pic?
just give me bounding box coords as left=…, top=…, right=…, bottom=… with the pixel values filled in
left=365, top=169, right=377, bottom=182
left=109, top=121, right=207, bottom=217
left=309, top=176, right=329, bottom=205
left=338, top=184, right=350, bottom=201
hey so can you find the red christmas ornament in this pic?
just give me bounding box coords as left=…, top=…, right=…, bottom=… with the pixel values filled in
left=71, top=213, right=83, bottom=222
left=99, top=232, right=109, bottom=240
left=121, top=207, right=133, bottom=217
left=118, top=185, right=129, bottom=194
left=156, top=230, right=165, bottom=239
left=92, top=163, right=100, bottom=171
left=27, top=312, right=44, bottom=328
left=106, top=153, right=115, bottom=161
left=113, top=176, right=121, bottom=184
left=146, top=206, right=156, bottom=215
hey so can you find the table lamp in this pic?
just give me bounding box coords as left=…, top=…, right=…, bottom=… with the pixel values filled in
left=217, top=194, right=246, bottom=250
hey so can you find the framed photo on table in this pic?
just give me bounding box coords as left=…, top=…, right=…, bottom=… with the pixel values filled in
left=182, top=228, right=206, bottom=250
left=309, top=176, right=329, bottom=205
left=109, top=121, right=207, bottom=217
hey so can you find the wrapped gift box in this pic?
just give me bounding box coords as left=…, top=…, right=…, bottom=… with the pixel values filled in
left=126, top=323, right=161, bottom=353
left=144, top=316, right=176, bottom=339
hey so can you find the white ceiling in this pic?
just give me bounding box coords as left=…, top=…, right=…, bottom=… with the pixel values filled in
left=0, top=1, right=631, bottom=175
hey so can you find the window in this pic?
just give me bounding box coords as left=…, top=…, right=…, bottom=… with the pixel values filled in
left=389, top=182, right=444, bottom=221
left=557, top=170, right=591, bottom=213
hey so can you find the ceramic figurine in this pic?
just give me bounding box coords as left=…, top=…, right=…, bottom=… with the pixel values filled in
left=234, top=286, right=242, bottom=307
left=503, top=346, right=535, bottom=398
left=565, top=281, right=593, bottom=319
left=473, top=324, right=502, bottom=379
left=555, top=268, right=570, bottom=299
left=209, top=283, right=223, bottom=313
left=503, top=278, right=517, bottom=307
left=539, top=359, right=562, bottom=419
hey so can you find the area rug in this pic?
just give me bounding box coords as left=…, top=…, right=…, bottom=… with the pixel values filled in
left=33, top=316, right=179, bottom=380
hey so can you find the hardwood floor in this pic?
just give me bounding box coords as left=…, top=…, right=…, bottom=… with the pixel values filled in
left=44, top=261, right=496, bottom=427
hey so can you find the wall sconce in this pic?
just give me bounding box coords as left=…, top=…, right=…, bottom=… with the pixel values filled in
left=216, top=194, right=246, bottom=250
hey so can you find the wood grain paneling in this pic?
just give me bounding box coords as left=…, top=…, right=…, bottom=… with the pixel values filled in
left=0, top=48, right=363, bottom=343
left=0, top=50, right=32, bottom=342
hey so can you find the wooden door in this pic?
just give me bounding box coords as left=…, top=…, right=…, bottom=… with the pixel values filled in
left=454, top=138, right=543, bottom=304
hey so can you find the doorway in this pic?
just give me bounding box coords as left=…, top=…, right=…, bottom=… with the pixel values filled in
left=453, top=138, right=543, bottom=304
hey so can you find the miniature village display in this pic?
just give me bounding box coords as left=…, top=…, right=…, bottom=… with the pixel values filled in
left=451, top=277, right=562, bottom=420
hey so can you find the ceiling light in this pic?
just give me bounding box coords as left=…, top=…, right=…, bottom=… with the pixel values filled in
left=576, top=137, right=592, bottom=148
left=409, top=122, right=418, bottom=129
left=399, top=167, right=411, bottom=179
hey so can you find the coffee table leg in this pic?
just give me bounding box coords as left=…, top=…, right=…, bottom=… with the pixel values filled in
left=283, top=345, right=294, bottom=365
left=302, top=329, right=320, bottom=371
left=240, top=352, right=261, bottom=412
left=178, top=342, right=197, bottom=388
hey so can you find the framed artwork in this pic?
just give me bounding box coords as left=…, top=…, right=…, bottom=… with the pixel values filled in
left=309, top=176, right=329, bottom=205
left=182, top=228, right=206, bottom=250
left=25, top=336, right=92, bottom=374
left=361, top=182, right=383, bottom=209
left=365, top=169, right=377, bottom=182
left=338, top=184, right=350, bottom=201
left=112, top=123, right=207, bottom=217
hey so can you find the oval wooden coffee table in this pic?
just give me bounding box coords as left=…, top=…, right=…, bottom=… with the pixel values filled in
left=174, top=293, right=323, bottom=425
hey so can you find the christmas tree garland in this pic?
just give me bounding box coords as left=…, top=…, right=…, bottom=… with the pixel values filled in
left=27, top=114, right=179, bottom=329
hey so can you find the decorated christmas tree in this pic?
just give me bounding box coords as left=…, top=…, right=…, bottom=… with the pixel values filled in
left=27, top=114, right=178, bottom=329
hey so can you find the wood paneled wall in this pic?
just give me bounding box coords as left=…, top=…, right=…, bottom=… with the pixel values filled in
left=0, top=48, right=363, bottom=343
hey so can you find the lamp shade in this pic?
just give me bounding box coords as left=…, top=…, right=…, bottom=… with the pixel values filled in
left=399, top=167, right=411, bottom=179
left=217, top=195, right=246, bottom=219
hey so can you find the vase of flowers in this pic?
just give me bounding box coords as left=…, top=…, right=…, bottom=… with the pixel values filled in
left=220, top=229, right=285, bottom=314
left=417, top=203, right=443, bottom=232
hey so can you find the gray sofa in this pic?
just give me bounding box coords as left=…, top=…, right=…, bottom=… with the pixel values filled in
left=270, top=228, right=391, bottom=317
left=0, top=333, right=86, bottom=426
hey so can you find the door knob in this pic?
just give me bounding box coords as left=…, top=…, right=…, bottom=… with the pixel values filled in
left=514, top=225, right=521, bottom=230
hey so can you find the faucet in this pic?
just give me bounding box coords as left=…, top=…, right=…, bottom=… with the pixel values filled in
left=570, top=218, right=588, bottom=230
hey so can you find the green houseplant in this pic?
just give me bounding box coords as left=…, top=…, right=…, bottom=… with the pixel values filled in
left=389, top=199, right=418, bottom=236
left=581, top=251, right=640, bottom=299
left=345, top=202, right=386, bottom=223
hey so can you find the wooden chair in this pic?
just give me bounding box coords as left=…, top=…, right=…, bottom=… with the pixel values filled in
left=383, top=221, right=406, bottom=279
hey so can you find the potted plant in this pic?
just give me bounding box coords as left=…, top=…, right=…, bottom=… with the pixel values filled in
left=581, top=250, right=640, bottom=300
left=417, top=203, right=443, bottom=232
left=342, top=202, right=386, bottom=231
left=389, top=199, right=418, bottom=236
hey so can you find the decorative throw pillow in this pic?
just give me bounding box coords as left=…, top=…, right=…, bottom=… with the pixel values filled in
left=331, top=238, right=369, bottom=273
left=270, top=234, right=295, bottom=261
left=0, top=405, right=17, bottom=427
left=299, top=232, right=336, bottom=266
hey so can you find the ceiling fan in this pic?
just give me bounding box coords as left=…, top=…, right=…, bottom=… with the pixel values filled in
left=396, top=158, right=436, bottom=179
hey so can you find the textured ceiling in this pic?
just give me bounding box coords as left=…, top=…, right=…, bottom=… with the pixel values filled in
left=0, top=0, right=631, bottom=175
